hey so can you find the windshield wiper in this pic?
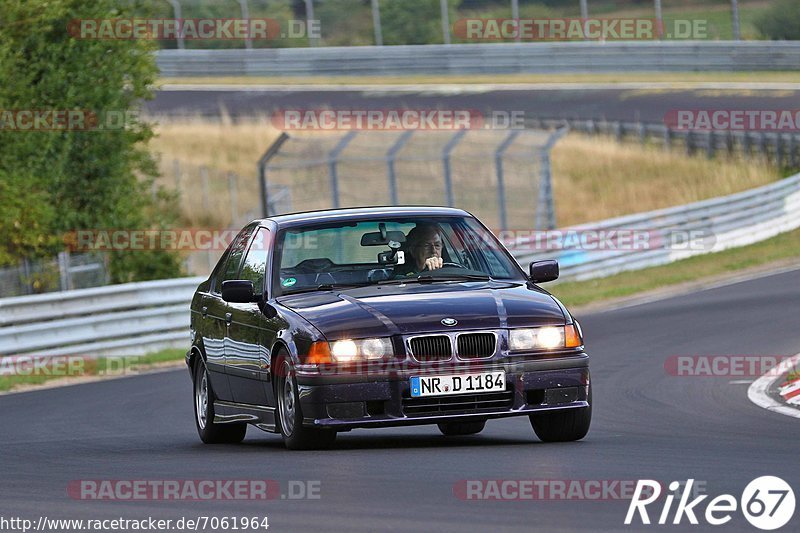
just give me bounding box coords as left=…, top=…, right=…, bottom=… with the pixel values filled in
left=417, top=273, right=492, bottom=282
left=379, top=273, right=492, bottom=285
left=283, top=282, right=369, bottom=294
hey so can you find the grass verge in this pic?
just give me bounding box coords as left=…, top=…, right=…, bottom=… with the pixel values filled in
left=0, top=348, right=186, bottom=393
left=552, top=227, right=800, bottom=308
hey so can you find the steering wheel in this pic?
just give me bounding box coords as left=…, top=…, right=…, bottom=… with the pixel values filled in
left=422, top=262, right=468, bottom=271
left=294, top=258, right=335, bottom=273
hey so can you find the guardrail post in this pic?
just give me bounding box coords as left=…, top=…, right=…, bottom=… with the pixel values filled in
left=776, top=135, right=785, bottom=168
left=258, top=132, right=290, bottom=217
left=535, top=126, right=569, bottom=230
left=614, top=122, right=623, bottom=142
left=731, top=0, right=742, bottom=41
left=758, top=133, right=767, bottom=161
left=495, top=130, right=521, bottom=232
left=57, top=251, right=70, bottom=291
left=511, top=0, right=520, bottom=42
left=371, top=0, right=383, bottom=46
left=328, top=131, right=358, bottom=209
left=685, top=131, right=695, bottom=156
left=663, top=127, right=672, bottom=151
left=442, top=130, right=467, bottom=207
left=165, top=0, right=184, bottom=50
left=238, top=0, right=252, bottom=49
left=386, top=131, right=413, bottom=205
left=706, top=131, right=716, bottom=159
left=638, top=122, right=646, bottom=145
left=790, top=135, right=797, bottom=168
left=440, top=0, right=451, bottom=44
left=304, top=0, right=319, bottom=46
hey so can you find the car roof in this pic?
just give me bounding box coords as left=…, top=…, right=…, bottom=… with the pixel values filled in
left=261, top=206, right=471, bottom=229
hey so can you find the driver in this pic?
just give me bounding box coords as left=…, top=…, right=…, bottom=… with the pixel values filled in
left=393, top=223, right=444, bottom=277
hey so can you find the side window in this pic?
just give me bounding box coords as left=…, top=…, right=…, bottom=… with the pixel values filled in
left=212, top=226, right=255, bottom=292
left=240, top=228, right=270, bottom=295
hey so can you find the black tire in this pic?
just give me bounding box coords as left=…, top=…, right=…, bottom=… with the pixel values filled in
left=437, top=420, right=486, bottom=436
left=193, top=357, right=247, bottom=444
left=529, top=385, right=592, bottom=442
left=275, top=353, right=336, bottom=450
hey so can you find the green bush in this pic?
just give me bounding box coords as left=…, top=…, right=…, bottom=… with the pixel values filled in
left=754, top=0, right=800, bottom=40
left=0, top=0, right=182, bottom=282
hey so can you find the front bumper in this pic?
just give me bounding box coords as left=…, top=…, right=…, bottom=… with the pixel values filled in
left=295, top=353, right=590, bottom=430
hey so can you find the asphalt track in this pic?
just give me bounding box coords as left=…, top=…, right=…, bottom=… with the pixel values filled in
left=147, top=87, right=800, bottom=123
left=1, top=267, right=799, bottom=532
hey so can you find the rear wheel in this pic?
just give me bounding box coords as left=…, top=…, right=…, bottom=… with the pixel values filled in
left=275, top=353, right=336, bottom=450
left=193, top=358, right=247, bottom=444
left=529, top=385, right=592, bottom=442
left=437, top=420, right=486, bottom=436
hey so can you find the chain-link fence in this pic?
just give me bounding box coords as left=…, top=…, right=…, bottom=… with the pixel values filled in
left=0, top=252, right=109, bottom=298
left=261, top=128, right=567, bottom=232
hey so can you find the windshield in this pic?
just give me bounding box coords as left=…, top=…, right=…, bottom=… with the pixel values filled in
left=274, top=216, right=525, bottom=295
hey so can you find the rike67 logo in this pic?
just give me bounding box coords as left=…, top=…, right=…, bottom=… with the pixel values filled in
left=625, top=477, right=795, bottom=530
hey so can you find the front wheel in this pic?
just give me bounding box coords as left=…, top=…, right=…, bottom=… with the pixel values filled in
left=529, top=385, right=591, bottom=442
left=275, top=354, right=336, bottom=450
left=193, top=358, right=247, bottom=444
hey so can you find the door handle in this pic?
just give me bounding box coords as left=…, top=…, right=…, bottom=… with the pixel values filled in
left=225, top=312, right=232, bottom=326
left=201, top=306, right=208, bottom=318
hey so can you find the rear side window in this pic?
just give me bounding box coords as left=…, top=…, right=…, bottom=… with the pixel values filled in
left=212, top=226, right=255, bottom=293
left=240, top=228, right=270, bottom=295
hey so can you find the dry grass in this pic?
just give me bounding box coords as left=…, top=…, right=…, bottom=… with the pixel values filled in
left=149, top=119, right=781, bottom=231
left=551, top=135, right=779, bottom=226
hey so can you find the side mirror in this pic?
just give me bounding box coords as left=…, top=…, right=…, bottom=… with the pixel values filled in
left=529, top=260, right=559, bottom=283
left=221, top=280, right=257, bottom=303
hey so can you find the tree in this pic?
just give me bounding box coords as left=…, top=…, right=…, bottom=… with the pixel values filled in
left=0, top=0, right=182, bottom=282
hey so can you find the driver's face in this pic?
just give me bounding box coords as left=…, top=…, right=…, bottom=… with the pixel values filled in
left=412, top=233, right=442, bottom=268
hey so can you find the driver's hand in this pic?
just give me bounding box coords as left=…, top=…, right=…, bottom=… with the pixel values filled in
left=424, top=256, right=444, bottom=271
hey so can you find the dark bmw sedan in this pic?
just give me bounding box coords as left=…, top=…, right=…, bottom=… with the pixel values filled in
left=187, top=206, right=590, bottom=449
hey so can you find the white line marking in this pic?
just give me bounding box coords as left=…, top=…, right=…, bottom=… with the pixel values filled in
left=747, top=352, right=800, bottom=419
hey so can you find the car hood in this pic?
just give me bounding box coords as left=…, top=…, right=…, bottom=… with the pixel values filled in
left=275, top=281, right=566, bottom=339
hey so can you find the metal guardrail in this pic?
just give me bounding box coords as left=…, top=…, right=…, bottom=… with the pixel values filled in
left=527, top=117, right=800, bottom=167
left=0, top=277, right=203, bottom=357
left=1, top=173, right=798, bottom=357
left=508, top=173, right=800, bottom=281
left=156, top=41, right=800, bottom=77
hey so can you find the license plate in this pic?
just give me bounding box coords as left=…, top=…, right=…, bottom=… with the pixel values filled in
left=410, top=371, right=506, bottom=398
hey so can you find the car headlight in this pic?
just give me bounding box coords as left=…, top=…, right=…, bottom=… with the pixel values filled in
left=508, top=325, right=582, bottom=352
left=329, top=338, right=393, bottom=362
